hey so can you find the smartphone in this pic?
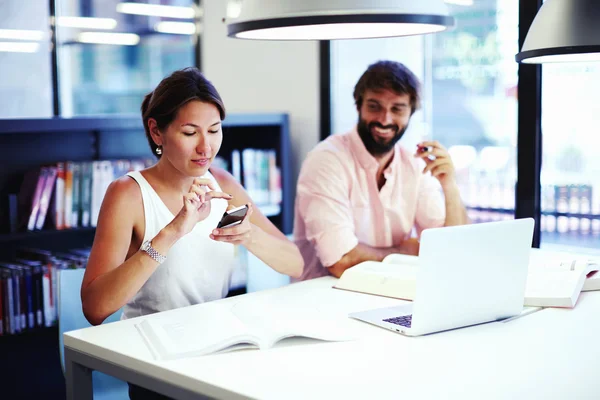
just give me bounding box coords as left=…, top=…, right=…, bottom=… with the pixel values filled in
left=216, top=204, right=249, bottom=229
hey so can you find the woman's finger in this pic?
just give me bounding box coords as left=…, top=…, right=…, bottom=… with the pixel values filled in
left=183, top=192, right=198, bottom=209
left=192, top=178, right=216, bottom=191
left=245, top=203, right=254, bottom=220
left=190, top=185, right=206, bottom=203
left=204, top=191, right=233, bottom=202
left=210, top=231, right=250, bottom=244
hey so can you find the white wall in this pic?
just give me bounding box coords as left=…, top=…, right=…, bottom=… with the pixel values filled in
left=201, top=0, right=321, bottom=203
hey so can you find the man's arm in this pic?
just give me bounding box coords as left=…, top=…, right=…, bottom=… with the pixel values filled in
left=443, top=183, right=469, bottom=227
left=327, top=238, right=419, bottom=278
left=416, top=140, right=470, bottom=228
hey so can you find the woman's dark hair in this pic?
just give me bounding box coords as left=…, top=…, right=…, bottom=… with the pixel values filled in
left=353, top=61, right=421, bottom=115
left=141, top=67, right=226, bottom=157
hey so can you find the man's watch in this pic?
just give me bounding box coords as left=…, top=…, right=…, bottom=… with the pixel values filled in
left=141, top=240, right=167, bottom=264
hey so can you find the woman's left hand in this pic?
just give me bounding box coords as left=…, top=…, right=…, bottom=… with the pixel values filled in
left=210, top=203, right=255, bottom=245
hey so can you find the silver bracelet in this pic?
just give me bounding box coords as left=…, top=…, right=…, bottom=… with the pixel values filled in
left=141, top=240, right=167, bottom=264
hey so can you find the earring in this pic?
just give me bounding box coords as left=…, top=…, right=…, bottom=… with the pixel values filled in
left=155, top=146, right=162, bottom=155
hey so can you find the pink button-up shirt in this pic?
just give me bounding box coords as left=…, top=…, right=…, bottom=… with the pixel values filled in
left=294, top=128, right=446, bottom=281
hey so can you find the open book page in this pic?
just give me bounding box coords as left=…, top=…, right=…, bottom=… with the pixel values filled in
left=382, top=253, right=419, bottom=266
left=136, top=303, right=256, bottom=360
left=525, top=249, right=600, bottom=308
left=333, top=260, right=417, bottom=300
left=230, top=293, right=358, bottom=349
left=529, top=248, right=599, bottom=272
left=583, top=271, right=600, bottom=291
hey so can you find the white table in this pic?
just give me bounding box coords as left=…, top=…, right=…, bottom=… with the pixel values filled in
left=64, top=277, right=600, bottom=400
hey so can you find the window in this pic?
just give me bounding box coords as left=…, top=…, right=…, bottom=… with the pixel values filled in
left=431, top=1, right=519, bottom=224
left=0, top=0, right=53, bottom=118
left=540, top=63, right=600, bottom=255
left=56, top=0, right=198, bottom=116
left=330, top=0, right=519, bottom=223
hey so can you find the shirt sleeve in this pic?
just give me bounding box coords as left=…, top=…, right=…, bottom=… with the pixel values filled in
left=414, top=174, right=446, bottom=236
left=296, top=150, right=359, bottom=267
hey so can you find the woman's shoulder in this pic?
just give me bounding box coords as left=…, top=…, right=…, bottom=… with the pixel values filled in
left=104, top=173, right=143, bottom=206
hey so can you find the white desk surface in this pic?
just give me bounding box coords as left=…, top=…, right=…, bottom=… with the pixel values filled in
left=65, top=276, right=600, bottom=400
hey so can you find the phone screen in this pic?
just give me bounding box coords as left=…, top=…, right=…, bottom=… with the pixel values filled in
left=217, top=205, right=249, bottom=229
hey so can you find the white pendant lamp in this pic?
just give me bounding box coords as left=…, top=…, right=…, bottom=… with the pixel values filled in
left=516, top=0, right=600, bottom=63
left=226, top=0, right=455, bottom=41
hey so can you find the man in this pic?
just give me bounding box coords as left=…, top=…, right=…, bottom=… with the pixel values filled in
left=294, top=60, right=469, bottom=281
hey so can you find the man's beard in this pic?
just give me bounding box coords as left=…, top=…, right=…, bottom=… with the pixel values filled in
left=357, top=117, right=408, bottom=157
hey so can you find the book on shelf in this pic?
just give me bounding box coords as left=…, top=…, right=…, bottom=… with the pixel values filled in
left=236, top=148, right=282, bottom=207
left=16, top=167, right=48, bottom=232
left=35, top=166, right=58, bottom=230
left=333, top=251, right=599, bottom=308
left=136, top=295, right=356, bottom=360
left=15, top=158, right=152, bottom=232
left=54, top=162, right=66, bottom=230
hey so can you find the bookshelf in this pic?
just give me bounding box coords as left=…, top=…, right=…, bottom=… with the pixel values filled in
left=0, top=113, right=292, bottom=256
left=0, top=113, right=292, bottom=398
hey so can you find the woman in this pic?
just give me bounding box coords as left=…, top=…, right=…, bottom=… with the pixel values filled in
left=81, top=68, right=303, bottom=397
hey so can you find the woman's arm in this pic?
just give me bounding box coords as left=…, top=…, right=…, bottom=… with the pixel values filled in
left=211, top=167, right=304, bottom=278
left=81, top=177, right=182, bottom=325
left=81, top=175, right=230, bottom=325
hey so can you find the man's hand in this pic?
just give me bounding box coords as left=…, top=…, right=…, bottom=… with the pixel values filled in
left=415, top=141, right=457, bottom=190
left=327, top=239, right=420, bottom=278
left=396, top=237, right=420, bottom=256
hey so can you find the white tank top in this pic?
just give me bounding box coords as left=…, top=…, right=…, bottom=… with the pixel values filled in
left=122, top=170, right=236, bottom=319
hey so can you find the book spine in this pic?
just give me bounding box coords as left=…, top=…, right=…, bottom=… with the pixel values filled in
left=54, top=162, right=66, bottom=230
left=27, top=168, right=48, bottom=231
left=71, top=162, right=81, bottom=228
left=35, top=166, right=58, bottom=230
left=6, top=275, right=14, bottom=335
left=42, top=268, right=52, bottom=327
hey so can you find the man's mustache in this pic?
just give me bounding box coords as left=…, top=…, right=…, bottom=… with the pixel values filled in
left=369, top=122, right=399, bottom=131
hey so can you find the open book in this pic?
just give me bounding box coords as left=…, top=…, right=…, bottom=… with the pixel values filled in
left=525, top=249, right=599, bottom=307
left=333, top=256, right=418, bottom=300
left=136, top=295, right=357, bottom=360
left=333, top=252, right=599, bottom=308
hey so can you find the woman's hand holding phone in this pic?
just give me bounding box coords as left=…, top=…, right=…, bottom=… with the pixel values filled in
left=170, top=177, right=233, bottom=237
left=210, top=203, right=254, bottom=245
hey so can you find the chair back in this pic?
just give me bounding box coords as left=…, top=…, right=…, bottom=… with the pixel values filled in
left=58, top=268, right=128, bottom=400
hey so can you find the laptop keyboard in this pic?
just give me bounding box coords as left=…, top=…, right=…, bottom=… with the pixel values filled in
left=383, top=314, right=412, bottom=328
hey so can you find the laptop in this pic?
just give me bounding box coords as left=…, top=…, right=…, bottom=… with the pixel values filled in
left=349, top=218, right=534, bottom=336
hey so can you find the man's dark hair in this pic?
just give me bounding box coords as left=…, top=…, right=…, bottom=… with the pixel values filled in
left=353, top=61, right=421, bottom=114
left=141, top=67, right=226, bottom=157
